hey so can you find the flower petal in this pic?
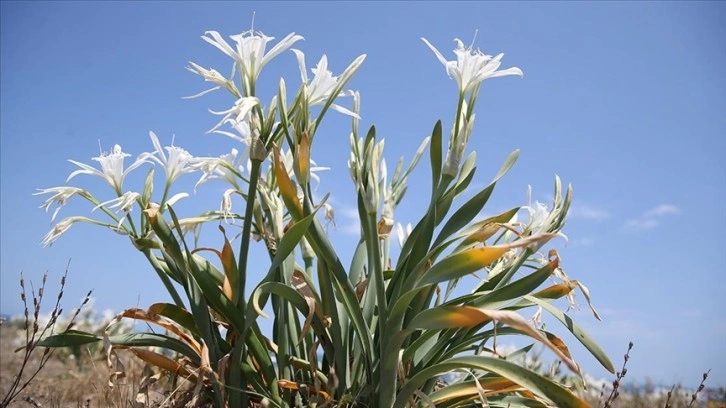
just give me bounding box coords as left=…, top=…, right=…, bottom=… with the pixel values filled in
left=421, top=38, right=450, bottom=68
left=291, top=48, right=309, bottom=84
left=262, top=32, right=304, bottom=67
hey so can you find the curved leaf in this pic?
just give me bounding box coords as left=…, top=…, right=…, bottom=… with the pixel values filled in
left=35, top=330, right=100, bottom=348
left=525, top=295, right=615, bottom=373
left=393, top=356, right=589, bottom=408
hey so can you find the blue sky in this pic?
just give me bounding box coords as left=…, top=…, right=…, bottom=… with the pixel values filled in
left=1, top=1, right=724, bottom=387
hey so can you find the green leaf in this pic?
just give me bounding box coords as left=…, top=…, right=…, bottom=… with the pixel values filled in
left=393, top=356, right=589, bottom=408
left=525, top=295, right=615, bottom=373
left=433, top=182, right=496, bottom=249
left=34, top=330, right=100, bottom=348
left=430, top=120, right=443, bottom=189
left=492, top=149, right=520, bottom=184
left=146, top=303, right=200, bottom=337
left=108, top=333, right=201, bottom=365
left=418, top=246, right=509, bottom=287
left=469, top=260, right=556, bottom=309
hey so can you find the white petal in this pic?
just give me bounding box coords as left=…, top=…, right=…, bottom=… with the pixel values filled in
left=291, top=48, right=309, bottom=84
left=182, top=86, right=222, bottom=100
left=329, top=103, right=361, bottom=119
left=149, top=131, right=166, bottom=162
left=202, top=31, right=237, bottom=60
left=488, top=66, right=524, bottom=78
left=421, top=38, right=450, bottom=68
left=165, top=192, right=189, bottom=207
left=66, top=160, right=103, bottom=183
left=263, top=33, right=304, bottom=67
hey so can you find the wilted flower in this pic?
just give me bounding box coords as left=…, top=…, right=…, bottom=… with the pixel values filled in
left=422, top=37, right=523, bottom=94
left=67, top=144, right=148, bottom=194
left=323, top=203, right=336, bottom=229
left=184, top=61, right=239, bottom=99
left=202, top=29, right=303, bottom=91
left=139, top=132, right=194, bottom=185
left=191, top=148, right=245, bottom=191
left=41, top=216, right=95, bottom=247
left=208, top=96, right=260, bottom=134
left=93, top=191, right=141, bottom=229
left=34, top=186, right=88, bottom=222
left=221, top=188, right=237, bottom=223
left=291, top=50, right=359, bottom=117
left=395, top=222, right=413, bottom=248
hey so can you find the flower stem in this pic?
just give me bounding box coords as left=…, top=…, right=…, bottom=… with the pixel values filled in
left=237, top=158, right=261, bottom=309
left=229, top=157, right=262, bottom=407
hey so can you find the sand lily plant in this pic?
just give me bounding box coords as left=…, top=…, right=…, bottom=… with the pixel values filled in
left=34, top=27, right=614, bottom=407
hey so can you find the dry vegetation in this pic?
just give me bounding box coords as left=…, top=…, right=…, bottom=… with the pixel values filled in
left=3, top=319, right=723, bottom=407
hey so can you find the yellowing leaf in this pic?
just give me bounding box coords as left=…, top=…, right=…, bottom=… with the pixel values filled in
left=409, top=308, right=580, bottom=374
left=295, top=132, right=311, bottom=186
left=532, top=283, right=573, bottom=300
left=127, top=347, right=194, bottom=378
left=274, top=145, right=303, bottom=218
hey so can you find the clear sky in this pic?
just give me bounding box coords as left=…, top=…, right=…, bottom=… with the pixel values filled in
left=1, top=1, right=724, bottom=388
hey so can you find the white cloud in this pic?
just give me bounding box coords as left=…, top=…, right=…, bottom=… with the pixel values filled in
left=624, top=218, right=659, bottom=231
left=644, top=204, right=681, bottom=218
left=569, top=204, right=610, bottom=221
left=336, top=206, right=362, bottom=237
left=623, top=203, right=681, bottom=232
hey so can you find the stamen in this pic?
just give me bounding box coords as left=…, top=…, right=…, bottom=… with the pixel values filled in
left=469, top=29, right=479, bottom=49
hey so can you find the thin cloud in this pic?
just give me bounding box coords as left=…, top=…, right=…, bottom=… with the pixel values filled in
left=623, top=203, right=681, bottom=232
left=644, top=204, right=681, bottom=218
left=569, top=203, right=610, bottom=221
left=336, top=206, right=362, bottom=237
left=624, top=218, right=659, bottom=231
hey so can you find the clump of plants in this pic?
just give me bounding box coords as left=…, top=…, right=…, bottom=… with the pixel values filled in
left=32, top=24, right=615, bottom=407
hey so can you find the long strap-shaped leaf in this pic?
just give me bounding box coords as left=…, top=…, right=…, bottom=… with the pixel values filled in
left=525, top=295, right=615, bottom=374
left=392, top=356, right=589, bottom=408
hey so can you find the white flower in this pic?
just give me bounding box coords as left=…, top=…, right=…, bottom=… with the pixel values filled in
left=213, top=103, right=259, bottom=144
left=422, top=37, right=523, bottom=94
left=34, top=186, right=87, bottom=222
left=139, top=132, right=194, bottom=185
left=41, top=216, right=93, bottom=247
left=524, top=201, right=551, bottom=234
left=202, top=29, right=303, bottom=90
left=521, top=187, right=568, bottom=251
left=93, top=191, right=141, bottom=229
left=292, top=50, right=359, bottom=118
left=190, top=148, right=245, bottom=191
left=207, top=96, right=260, bottom=134
left=67, top=144, right=148, bottom=193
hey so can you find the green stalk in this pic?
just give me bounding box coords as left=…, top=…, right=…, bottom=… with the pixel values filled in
left=142, top=248, right=185, bottom=308
left=229, top=157, right=262, bottom=408
left=361, top=211, right=395, bottom=407
left=236, top=158, right=262, bottom=307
